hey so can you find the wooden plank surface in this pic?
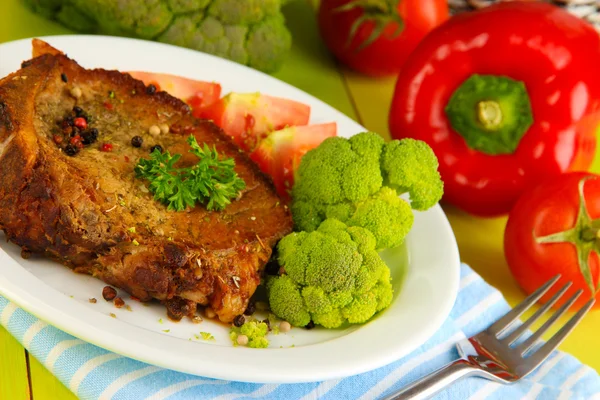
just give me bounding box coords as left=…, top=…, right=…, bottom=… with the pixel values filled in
left=0, top=326, right=30, bottom=400
left=29, top=355, right=77, bottom=400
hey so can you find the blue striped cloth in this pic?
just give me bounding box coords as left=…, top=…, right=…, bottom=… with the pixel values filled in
left=1, top=264, right=598, bottom=400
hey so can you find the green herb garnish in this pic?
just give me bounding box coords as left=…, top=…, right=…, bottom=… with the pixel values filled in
left=134, top=135, right=245, bottom=212
left=200, top=332, right=215, bottom=341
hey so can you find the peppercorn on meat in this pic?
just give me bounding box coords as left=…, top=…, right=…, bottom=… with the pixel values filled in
left=0, top=39, right=293, bottom=323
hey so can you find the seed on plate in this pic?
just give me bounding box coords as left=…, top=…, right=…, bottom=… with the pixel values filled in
left=149, top=125, right=161, bottom=136
left=89, top=298, right=97, bottom=304
left=205, top=307, right=216, bottom=319
left=131, top=135, right=143, bottom=147
left=20, top=249, right=31, bottom=259
left=279, top=321, right=291, bottom=333
left=70, top=86, right=82, bottom=99
left=244, top=301, right=255, bottom=316
left=102, top=286, right=117, bottom=301
left=233, top=315, right=245, bottom=327
left=114, top=297, right=125, bottom=308
left=237, top=334, right=249, bottom=346
left=192, top=316, right=203, bottom=324
left=159, top=124, right=170, bottom=134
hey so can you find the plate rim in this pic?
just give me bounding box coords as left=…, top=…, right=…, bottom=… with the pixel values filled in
left=0, top=34, right=461, bottom=384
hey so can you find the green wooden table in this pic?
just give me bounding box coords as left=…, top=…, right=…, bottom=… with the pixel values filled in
left=1, top=1, right=599, bottom=399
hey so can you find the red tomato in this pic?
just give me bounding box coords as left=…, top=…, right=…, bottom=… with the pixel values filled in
left=250, top=123, right=337, bottom=199
left=195, top=93, right=311, bottom=152
left=127, top=71, right=222, bottom=109
left=318, top=0, right=448, bottom=77
left=504, top=172, right=600, bottom=309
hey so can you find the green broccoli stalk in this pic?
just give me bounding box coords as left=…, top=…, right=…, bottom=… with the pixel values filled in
left=23, top=0, right=292, bottom=73
left=291, top=132, right=443, bottom=249
left=266, top=219, right=393, bottom=329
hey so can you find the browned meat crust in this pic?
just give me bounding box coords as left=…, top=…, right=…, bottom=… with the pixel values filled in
left=0, top=40, right=293, bottom=323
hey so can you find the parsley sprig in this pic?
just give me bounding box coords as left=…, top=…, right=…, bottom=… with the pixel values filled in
left=135, top=135, right=246, bottom=211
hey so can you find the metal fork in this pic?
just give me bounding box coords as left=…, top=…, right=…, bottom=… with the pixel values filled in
left=383, top=275, right=596, bottom=400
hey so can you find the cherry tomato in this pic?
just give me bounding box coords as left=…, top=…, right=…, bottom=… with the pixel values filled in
left=505, top=172, right=600, bottom=309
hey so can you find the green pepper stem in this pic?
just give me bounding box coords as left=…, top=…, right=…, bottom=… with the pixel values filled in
left=444, top=74, right=534, bottom=155
left=477, top=100, right=503, bottom=131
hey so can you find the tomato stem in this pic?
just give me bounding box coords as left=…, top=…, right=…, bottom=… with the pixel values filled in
left=535, top=176, right=600, bottom=295
left=334, top=0, right=404, bottom=51
left=581, top=228, right=599, bottom=242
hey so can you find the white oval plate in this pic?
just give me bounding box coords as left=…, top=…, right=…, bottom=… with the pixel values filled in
left=0, top=35, right=460, bottom=384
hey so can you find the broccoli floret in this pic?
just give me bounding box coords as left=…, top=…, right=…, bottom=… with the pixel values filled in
left=291, top=132, right=443, bottom=249
left=381, top=139, right=444, bottom=211
left=229, top=320, right=270, bottom=348
left=266, top=219, right=393, bottom=329
left=23, top=0, right=292, bottom=73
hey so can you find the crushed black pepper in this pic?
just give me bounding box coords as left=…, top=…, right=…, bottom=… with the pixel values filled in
left=150, top=144, right=163, bottom=154
left=73, top=106, right=84, bottom=116
left=146, top=84, right=157, bottom=94
left=131, top=136, right=143, bottom=148
left=64, top=144, right=79, bottom=156
left=55, top=107, right=99, bottom=154
left=61, top=73, right=68, bottom=83
left=244, top=301, right=255, bottom=316
left=233, top=315, right=245, bottom=327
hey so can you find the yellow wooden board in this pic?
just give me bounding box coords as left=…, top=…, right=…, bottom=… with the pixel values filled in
left=29, top=355, right=77, bottom=400
left=0, top=326, right=30, bottom=400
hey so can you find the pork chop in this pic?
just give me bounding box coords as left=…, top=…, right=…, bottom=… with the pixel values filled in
left=0, top=40, right=293, bottom=323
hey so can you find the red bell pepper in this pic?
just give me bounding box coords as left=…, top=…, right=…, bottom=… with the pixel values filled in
left=389, top=2, right=600, bottom=217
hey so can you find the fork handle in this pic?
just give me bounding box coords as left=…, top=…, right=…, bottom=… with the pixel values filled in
left=381, top=359, right=479, bottom=400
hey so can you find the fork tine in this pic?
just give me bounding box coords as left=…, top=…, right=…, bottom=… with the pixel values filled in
left=488, top=274, right=561, bottom=337
left=503, top=281, right=572, bottom=346
left=518, top=289, right=583, bottom=355
left=526, top=298, right=595, bottom=367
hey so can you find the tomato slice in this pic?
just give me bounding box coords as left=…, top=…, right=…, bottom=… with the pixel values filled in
left=194, top=93, right=311, bottom=152
left=127, top=71, right=222, bottom=109
left=250, top=123, right=337, bottom=200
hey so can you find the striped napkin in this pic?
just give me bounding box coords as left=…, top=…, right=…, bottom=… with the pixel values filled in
left=1, top=264, right=598, bottom=400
